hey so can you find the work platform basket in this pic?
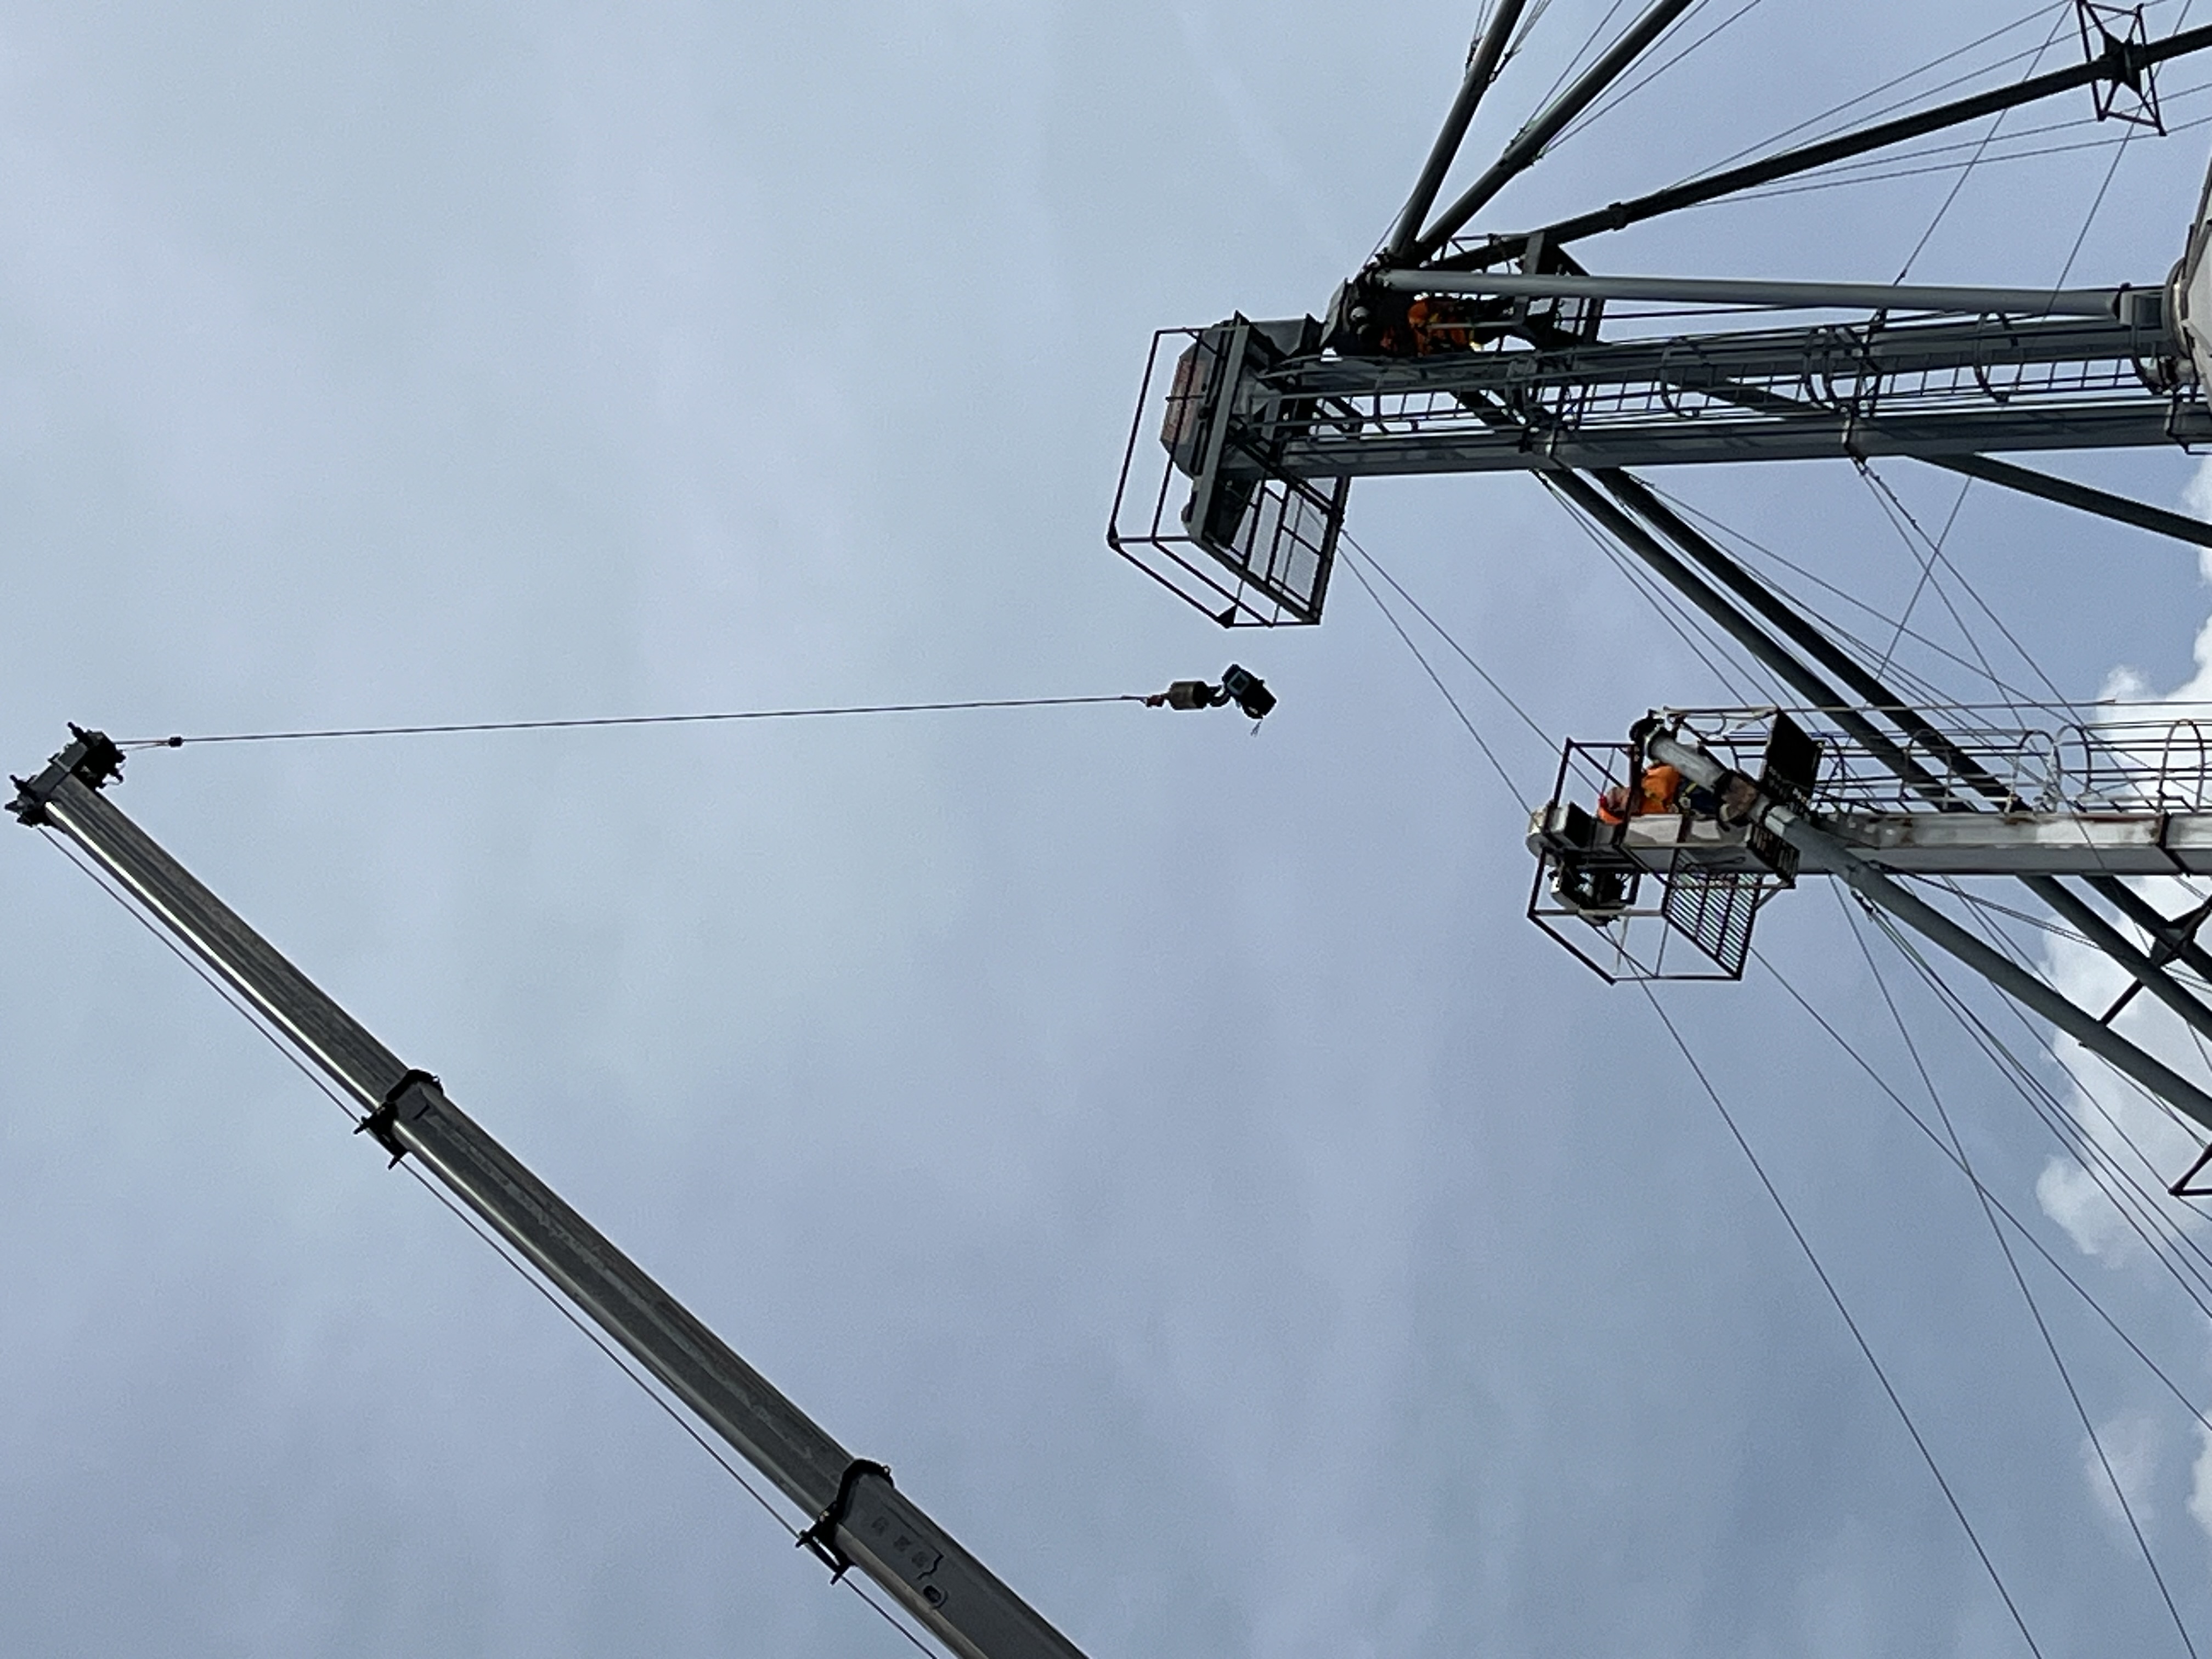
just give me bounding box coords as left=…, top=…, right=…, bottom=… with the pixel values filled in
left=1107, top=320, right=1348, bottom=627
left=1527, top=715, right=1819, bottom=982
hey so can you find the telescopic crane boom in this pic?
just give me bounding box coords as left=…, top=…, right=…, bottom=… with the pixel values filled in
left=8, top=727, right=1090, bottom=1659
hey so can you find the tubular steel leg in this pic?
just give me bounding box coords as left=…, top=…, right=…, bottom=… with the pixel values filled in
left=1383, top=0, right=1530, bottom=262
left=1413, top=0, right=1696, bottom=259
left=1834, top=854, right=2212, bottom=1135
left=1926, top=455, right=2212, bottom=554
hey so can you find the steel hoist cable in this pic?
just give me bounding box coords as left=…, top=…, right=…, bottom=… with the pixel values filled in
left=1641, top=983, right=2049, bottom=1659
left=115, top=692, right=1163, bottom=752
left=1843, top=899, right=2202, bottom=1659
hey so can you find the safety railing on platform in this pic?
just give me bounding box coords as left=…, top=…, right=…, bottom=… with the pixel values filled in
left=1525, top=703, right=2212, bottom=983
left=1107, top=324, right=1347, bottom=628
left=1527, top=735, right=1798, bottom=983
left=1250, top=311, right=2183, bottom=457
left=1656, top=706, right=2212, bottom=817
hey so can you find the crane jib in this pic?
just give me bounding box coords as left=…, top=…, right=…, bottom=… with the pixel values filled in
left=8, top=733, right=1092, bottom=1659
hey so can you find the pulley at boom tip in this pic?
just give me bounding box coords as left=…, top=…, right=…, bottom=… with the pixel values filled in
left=9, top=724, right=124, bottom=827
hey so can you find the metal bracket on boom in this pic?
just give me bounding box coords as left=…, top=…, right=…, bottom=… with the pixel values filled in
left=354, top=1068, right=439, bottom=1166
left=9, top=724, right=124, bottom=826
left=797, top=1457, right=897, bottom=1584
left=2080, top=2, right=2164, bottom=131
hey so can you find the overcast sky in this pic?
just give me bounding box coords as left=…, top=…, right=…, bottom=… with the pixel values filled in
left=7, top=3, right=2212, bottom=1656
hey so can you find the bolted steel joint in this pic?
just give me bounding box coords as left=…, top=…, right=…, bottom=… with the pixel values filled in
left=8, top=725, right=125, bottom=827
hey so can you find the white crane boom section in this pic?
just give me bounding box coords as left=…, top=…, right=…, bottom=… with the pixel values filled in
left=1529, top=804, right=2212, bottom=878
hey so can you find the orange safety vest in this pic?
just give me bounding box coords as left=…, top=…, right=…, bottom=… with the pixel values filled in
left=1407, top=297, right=1475, bottom=355
left=1598, top=764, right=1681, bottom=825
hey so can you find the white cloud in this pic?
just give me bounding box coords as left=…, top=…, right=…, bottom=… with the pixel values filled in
left=2033, top=455, right=2212, bottom=1258
left=2036, top=1153, right=2145, bottom=1262
left=2033, top=925, right=2205, bottom=1265
left=2182, top=453, right=2212, bottom=570
left=2191, top=1424, right=2212, bottom=1550
left=2032, top=944, right=2205, bottom=1265
left=2081, top=1409, right=2161, bottom=1531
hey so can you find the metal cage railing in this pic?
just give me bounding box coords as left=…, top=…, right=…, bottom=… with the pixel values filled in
left=1107, top=324, right=1347, bottom=627
left=1527, top=737, right=1797, bottom=982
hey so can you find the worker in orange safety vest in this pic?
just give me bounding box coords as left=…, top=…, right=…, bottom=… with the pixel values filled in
left=1406, top=294, right=1481, bottom=354
left=1595, top=762, right=1683, bottom=825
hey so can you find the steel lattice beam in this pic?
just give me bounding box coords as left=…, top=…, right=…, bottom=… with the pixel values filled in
left=1430, top=20, right=2212, bottom=268
left=1206, top=307, right=2197, bottom=479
